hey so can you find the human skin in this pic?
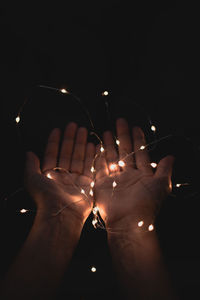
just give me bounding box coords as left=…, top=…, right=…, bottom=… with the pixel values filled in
left=0, top=122, right=95, bottom=300
left=94, top=118, right=177, bottom=299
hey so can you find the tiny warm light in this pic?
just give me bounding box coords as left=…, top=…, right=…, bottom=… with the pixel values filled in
left=81, top=189, right=85, bottom=194
left=112, top=181, right=117, bottom=188
left=100, top=146, right=105, bottom=152
left=90, top=181, right=95, bottom=188
left=109, top=163, right=118, bottom=172
left=116, top=139, right=120, bottom=145
left=91, top=266, right=96, bottom=272
left=138, top=221, right=144, bottom=227
left=150, top=162, right=157, bottom=168
left=91, top=166, right=95, bottom=173
left=148, top=224, right=154, bottom=231
left=93, top=206, right=99, bottom=215
left=102, top=90, right=109, bottom=96
left=46, top=173, right=53, bottom=179
left=60, top=88, right=68, bottom=94
left=118, top=160, right=125, bottom=167
left=140, top=145, right=146, bottom=150
left=89, top=189, right=94, bottom=197
left=20, top=209, right=28, bottom=214
left=151, top=125, right=156, bottom=132
left=176, top=183, right=181, bottom=187
left=92, top=219, right=98, bottom=226
left=15, top=115, right=20, bottom=124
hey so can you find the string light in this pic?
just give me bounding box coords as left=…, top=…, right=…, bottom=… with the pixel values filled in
left=109, top=163, right=118, bottom=172
left=15, top=115, right=20, bottom=124
left=150, top=162, right=157, bottom=168
left=46, top=173, right=53, bottom=179
left=92, top=206, right=99, bottom=215
left=60, top=88, right=69, bottom=94
left=20, top=209, right=28, bottom=214
left=151, top=125, right=156, bottom=132
left=90, top=181, right=95, bottom=188
left=102, top=90, right=109, bottom=96
left=100, top=146, right=105, bottom=152
left=116, top=139, right=120, bottom=145
left=92, top=219, right=98, bottom=226
left=140, top=145, right=146, bottom=150
left=138, top=220, right=144, bottom=227
left=81, top=189, right=86, bottom=195
left=91, top=266, right=96, bottom=272
left=148, top=224, right=154, bottom=231
left=112, top=181, right=117, bottom=188
left=89, top=189, right=94, bottom=196
left=118, top=160, right=125, bottom=167
left=91, top=166, right=95, bottom=173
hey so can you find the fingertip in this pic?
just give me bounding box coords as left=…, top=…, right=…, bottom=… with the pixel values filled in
left=132, top=126, right=145, bottom=138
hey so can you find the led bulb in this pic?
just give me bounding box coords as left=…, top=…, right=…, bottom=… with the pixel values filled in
left=138, top=221, right=144, bottom=227
left=112, top=181, right=117, bottom=188
left=109, top=163, right=118, bottom=172
left=81, top=189, right=85, bottom=194
left=102, top=90, right=109, bottom=96
left=140, top=145, right=146, bottom=150
left=93, top=206, right=99, bottom=214
left=89, top=189, right=94, bottom=197
left=151, top=125, right=156, bottom=132
left=150, top=162, right=157, bottom=168
left=46, top=173, right=53, bottom=179
left=15, top=115, right=20, bottom=124
left=118, top=160, right=125, bottom=167
left=90, top=181, right=95, bottom=188
left=91, top=166, right=95, bottom=173
left=148, top=224, right=154, bottom=231
left=176, top=183, right=181, bottom=187
left=92, top=219, right=98, bottom=226
left=20, top=209, right=28, bottom=214
left=60, top=88, right=68, bottom=94
left=116, top=139, right=120, bottom=145
left=100, top=146, right=105, bottom=152
left=91, top=266, right=96, bottom=272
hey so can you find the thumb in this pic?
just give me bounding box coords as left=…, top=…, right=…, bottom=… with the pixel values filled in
left=25, top=151, right=41, bottom=178
left=155, top=155, right=175, bottom=180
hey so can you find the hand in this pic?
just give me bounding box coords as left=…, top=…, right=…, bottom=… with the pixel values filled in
left=95, top=118, right=174, bottom=231
left=25, top=122, right=95, bottom=223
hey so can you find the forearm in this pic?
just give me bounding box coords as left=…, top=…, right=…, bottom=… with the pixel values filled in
left=0, top=210, right=83, bottom=300
left=107, top=225, right=177, bottom=300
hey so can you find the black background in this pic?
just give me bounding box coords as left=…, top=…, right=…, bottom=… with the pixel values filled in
left=0, top=1, right=200, bottom=299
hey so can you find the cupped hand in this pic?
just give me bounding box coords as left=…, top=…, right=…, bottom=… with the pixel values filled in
left=24, top=123, right=95, bottom=223
left=95, top=118, right=174, bottom=230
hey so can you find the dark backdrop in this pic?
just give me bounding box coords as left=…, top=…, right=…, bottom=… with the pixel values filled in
left=0, top=1, right=200, bottom=299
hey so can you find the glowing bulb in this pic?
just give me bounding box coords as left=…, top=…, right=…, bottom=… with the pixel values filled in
left=109, top=163, right=118, bottom=172
left=90, top=181, right=95, bottom=188
left=46, top=173, right=53, bottom=179
left=150, top=162, right=157, bottom=168
left=140, top=145, right=146, bottom=150
left=89, top=189, right=94, bottom=197
left=60, top=88, right=68, bottom=94
left=116, top=139, right=120, bottom=145
left=138, top=220, right=144, bottom=227
left=176, top=183, right=181, bottom=187
left=93, top=206, right=99, bottom=214
left=20, top=209, right=28, bottom=214
left=118, top=160, right=125, bottom=167
left=81, top=189, right=85, bottom=194
left=112, top=181, right=117, bottom=188
left=102, top=90, right=109, bottom=96
left=100, top=146, right=105, bottom=152
left=15, top=115, right=20, bottom=124
left=148, top=224, right=154, bottom=231
left=151, top=125, right=156, bottom=132
left=92, top=219, right=98, bottom=226
left=91, top=266, right=96, bottom=272
left=91, top=166, right=95, bottom=173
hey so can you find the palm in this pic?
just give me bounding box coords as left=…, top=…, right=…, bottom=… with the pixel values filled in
left=25, top=123, right=95, bottom=221
left=95, top=119, right=174, bottom=228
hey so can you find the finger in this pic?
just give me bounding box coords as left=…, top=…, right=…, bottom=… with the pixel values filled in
left=95, top=144, right=109, bottom=179
left=116, top=118, right=135, bottom=168
left=58, top=122, right=77, bottom=170
left=155, top=155, right=175, bottom=179
left=70, top=127, right=87, bottom=174
left=103, top=131, right=119, bottom=172
left=42, top=128, right=61, bottom=172
left=25, top=152, right=41, bottom=178
left=132, top=127, right=153, bottom=174
left=83, top=143, right=96, bottom=178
